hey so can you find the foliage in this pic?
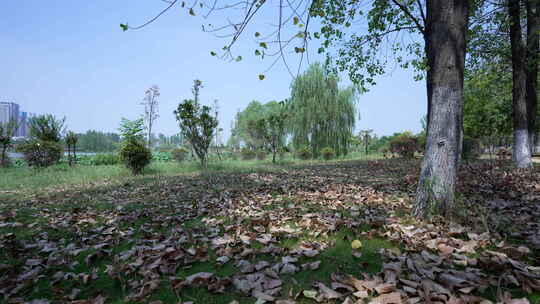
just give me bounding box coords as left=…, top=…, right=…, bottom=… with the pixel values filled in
left=232, top=100, right=285, bottom=149
left=91, top=153, right=120, bottom=166
left=77, top=130, right=121, bottom=152
left=463, top=66, right=512, bottom=143
left=18, top=140, right=63, bottom=168
left=389, top=132, right=418, bottom=159
left=171, top=147, right=189, bottom=162
left=119, top=140, right=152, bottom=175
left=28, top=114, right=65, bottom=142
left=296, top=146, right=312, bottom=160
left=174, top=80, right=218, bottom=168
left=119, top=118, right=152, bottom=175
left=244, top=102, right=288, bottom=163
left=256, top=150, right=266, bottom=160
left=288, top=63, right=357, bottom=158
left=240, top=148, right=256, bottom=161
left=321, top=147, right=335, bottom=160
left=65, top=131, right=78, bottom=147
left=119, top=118, right=145, bottom=143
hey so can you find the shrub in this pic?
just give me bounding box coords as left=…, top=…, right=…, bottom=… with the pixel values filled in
left=92, top=153, right=120, bottom=166
left=241, top=148, right=256, bottom=160
left=389, top=133, right=418, bottom=158
left=119, top=140, right=152, bottom=175
left=18, top=140, right=63, bottom=168
left=171, top=147, right=189, bottom=162
left=256, top=150, right=267, bottom=160
left=152, top=151, right=173, bottom=162
left=296, top=147, right=312, bottom=160
left=321, top=147, right=335, bottom=160
left=28, top=114, right=65, bottom=142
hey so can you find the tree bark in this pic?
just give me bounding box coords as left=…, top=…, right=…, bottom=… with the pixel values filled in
left=527, top=0, right=540, bottom=155
left=509, top=0, right=533, bottom=168
left=413, top=0, right=469, bottom=218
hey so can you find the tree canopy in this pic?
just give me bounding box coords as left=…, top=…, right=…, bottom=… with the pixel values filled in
left=288, top=63, right=357, bottom=157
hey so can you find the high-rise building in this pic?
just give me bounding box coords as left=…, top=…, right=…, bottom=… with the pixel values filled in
left=18, top=111, right=28, bottom=137
left=0, top=102, right=20, bottom=123
left=0, top=101, right=22, bottom=136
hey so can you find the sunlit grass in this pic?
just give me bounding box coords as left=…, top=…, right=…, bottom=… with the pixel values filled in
left=0, top=152, right=384, bottom=195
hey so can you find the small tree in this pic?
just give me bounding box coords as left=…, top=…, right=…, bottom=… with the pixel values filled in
left=0, top=120, right=18, bottom=167
left=28, top=114, right=65, bottom=142
left=19, top=114, right=65, bottom=168
left=141, top=85, right=160, bottom=148
left=389, top=132, right=418, bottom=159
left=65, top=131, right=78, bottom=167
left=359, top=129, right=373, bottom=155
left=118, top=118, right=152, bottom=175
left=174, top=80, right=218, bottom=168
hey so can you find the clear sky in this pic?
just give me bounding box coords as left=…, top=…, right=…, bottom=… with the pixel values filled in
left=0, top=0, right=426, bottom=140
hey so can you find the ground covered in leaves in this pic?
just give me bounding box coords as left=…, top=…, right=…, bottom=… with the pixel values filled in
left=1, top=159, right=539, bottom=304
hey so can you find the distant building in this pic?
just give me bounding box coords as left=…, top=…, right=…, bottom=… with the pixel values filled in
left=0, top=101, right=31, bottom=137
left=0, top=101, right=20, bottom=124
left=18, top=111, right=28, bottom=137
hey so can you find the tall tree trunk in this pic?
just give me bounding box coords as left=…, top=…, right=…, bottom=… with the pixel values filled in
left=509, top=0, right=533, bottom=168
left=527, top=0, right=540, bottom=155
left=413, top=0, right=469, bottom=218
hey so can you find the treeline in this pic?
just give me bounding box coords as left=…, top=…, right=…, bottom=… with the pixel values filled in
left=76, top=131, right=183, bottom=152
left=229, top=63, right=358, bottom=160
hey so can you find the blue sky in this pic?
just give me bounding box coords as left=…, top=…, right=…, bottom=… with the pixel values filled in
left=0, top=0, right=426, bottom=139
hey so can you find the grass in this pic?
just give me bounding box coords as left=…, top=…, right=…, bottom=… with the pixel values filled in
left=2, top=155, right=538, bottom=304
left=0, top=190, right=396, bottom=304
left=0, top=152, right=384, bottom=195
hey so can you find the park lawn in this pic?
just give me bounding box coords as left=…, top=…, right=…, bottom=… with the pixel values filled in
left=0, top=158, right=539, bottom=304
left=0, top=152, right=384, bottom=196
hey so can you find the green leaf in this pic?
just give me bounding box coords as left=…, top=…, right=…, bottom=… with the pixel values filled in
left=255, top=49, right=261, bottom=56
left=189, top=8, right=195, bottom=16
left=210, top=51, right=217, bottom=56
left=255, top=32, right=261, bottom=37
left=259, top=42, right=268, bottom=49
left=235, top=55, right=243, bottom=62
left=120, top=23, right=128, bottom=31
left=258, top=74, right=265, bottom=80
left=293, top=16, right=299, bottom=25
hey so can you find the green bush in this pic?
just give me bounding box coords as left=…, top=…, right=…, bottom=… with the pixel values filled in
left=256, top=150, right=267, bottom=160
left=18, top=140, right=63, bottom=168
left=119, top=140, right=152, bottom=175
left=389, top=133, right=418, bottom=158
left=321, top=147, right=335, bottom=160
left=241, top=148, right=256, bottom=160
left=171, top=148, right=189, bottom=162
left=296, top=147, right=312, bottom=160
left=152, top=151, right=173, bottom=162
left=92, top=153, right=120, bottom=166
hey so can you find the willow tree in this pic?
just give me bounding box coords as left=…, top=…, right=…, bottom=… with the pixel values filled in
left=122, top=0, right=471, bottom=218
left=289, top=63, right=357, bottom=158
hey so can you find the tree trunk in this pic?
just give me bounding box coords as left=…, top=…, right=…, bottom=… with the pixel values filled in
left=413, top=0, right=469, bottom=218
left=1, top=145, right=7, bottom=167
left=148, top=120, right=153, bottom=148
left=509, top=0, right=533, bottom=168
left=527, top=0, right=540, bottom=155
